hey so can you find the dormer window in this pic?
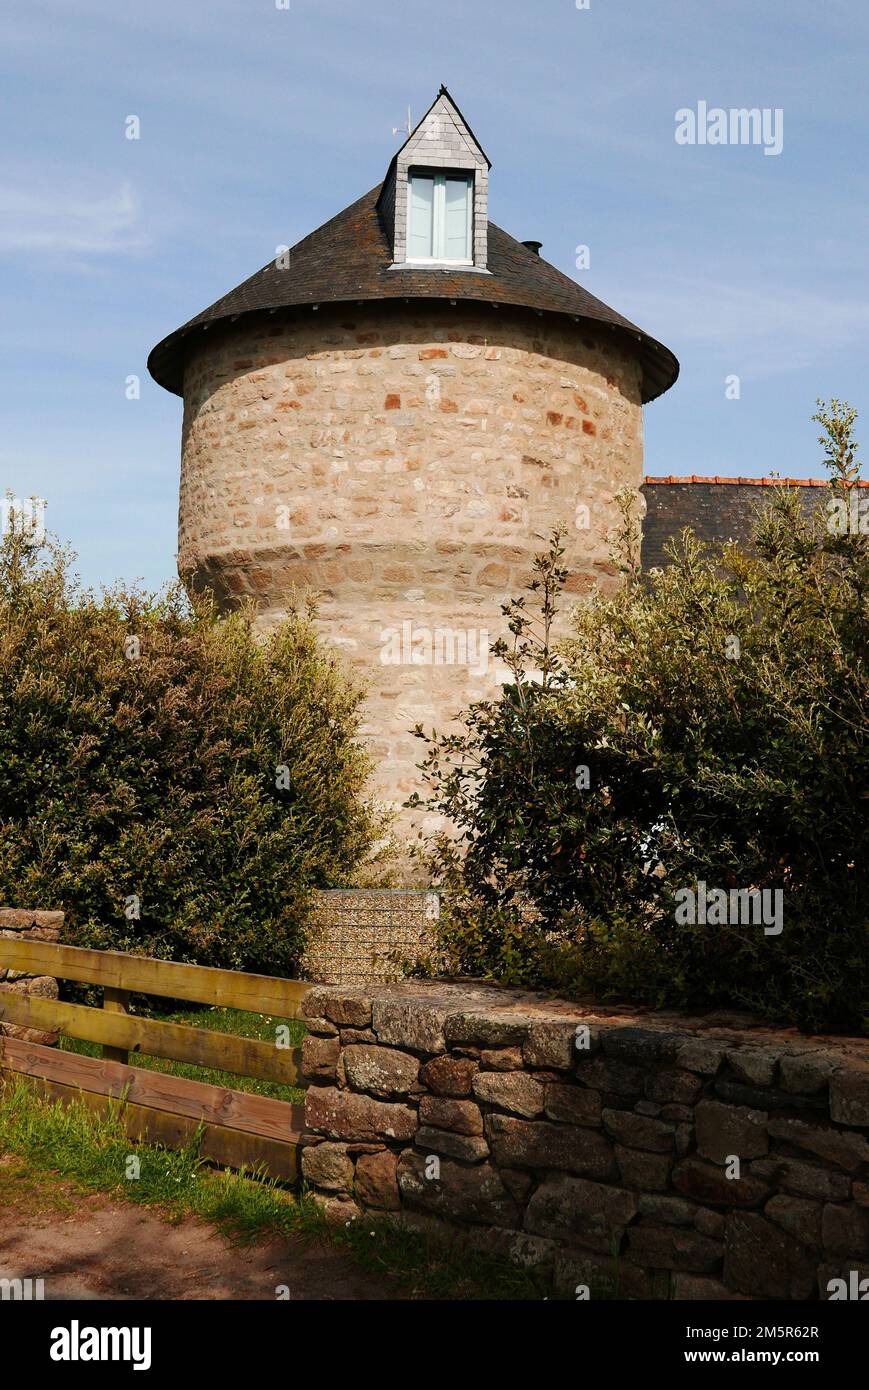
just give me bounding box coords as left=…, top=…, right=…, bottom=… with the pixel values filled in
left=407, top=170, right=473, bottom=264
left=378, top=87, right=490, bottom=271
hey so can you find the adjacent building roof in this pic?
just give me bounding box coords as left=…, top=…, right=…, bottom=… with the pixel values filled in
left=640, top=477, right=869, bottom=570
left=147, top=182, right=679, bottom=402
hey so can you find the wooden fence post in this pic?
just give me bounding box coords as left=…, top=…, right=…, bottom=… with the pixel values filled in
left=102, top=987, right=130, bottom=1064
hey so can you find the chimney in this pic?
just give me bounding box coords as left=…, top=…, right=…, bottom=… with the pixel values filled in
left=522, top=240, right=543, bottom=255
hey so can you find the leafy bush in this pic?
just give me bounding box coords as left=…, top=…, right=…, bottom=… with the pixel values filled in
left=0, top=530, right=377, bottom=976
left=413, top=403, right=869, bottom=1033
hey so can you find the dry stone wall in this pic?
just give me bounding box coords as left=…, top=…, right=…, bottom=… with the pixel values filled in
left=300, top=980, right=869, bottom=1300
left=0, top=908, right=62, bottom=1045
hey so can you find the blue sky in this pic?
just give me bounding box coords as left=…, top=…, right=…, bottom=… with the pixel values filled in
left=2, top=0, right=867, bottom=591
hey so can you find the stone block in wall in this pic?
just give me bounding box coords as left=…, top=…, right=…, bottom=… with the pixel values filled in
left=602, top=1108, right=675, bottom=1153
left=764, top=1194, right=823, bottom=1249
left=672, top=1157, right=770, bottom=1208
left=339, top=1027, right=376, bottom=1045
left=444, top=1011, right=535, bottom=1049
left=301, top=1034, right=340, bottom=1082
left=305, top=1085, right=417, bottom=1144
left=821, top=1202, right=869, bottom=1257
left=397, top=1149, right=520, bottom=1228
left=726, top=1047, right=778, bottom=1087
left=645, top=1069, right=703, bottom=1105
left=695, top=1207, right=726, bottom=1239
left=544, top=1082, right=602, bottom=1127
left=312, top=1194, right=362, bottom=1226
left=627, top=1224, right=723, bottom=1275
left=300, top=1141, right=354, bottom=1193
left=522, top=1020, right=578, bottom=1070
left=750, top=1157, right=850, bottom=1203
left=695, top=1099, right=769, bottom=1164
left=418, top=1054, right=477, bottom=1097
left=830, top=1068, right=869, bottom=1128
left=715, top=1076, right=824, bottom=1114
left=354, top=1149, right=401, bottom=1210
left=372, top=995, right=448, bottom=1054
left=525, top=1173, right=636, bottom=1252
left=418, top=1096, right=483, bottom=1135
left=342, top=1043, right=422, bottom=1099
left=675, top=1040, right=726, bottom=1075
left=415, top=1127, right=490, bottom=1164
left=480, top=1046, right=523, bottom=1071
left=724, top=1212, right=817, bottom=1300
left=616, top=1145, right=672, bottom=1191
left=302, top=986, right=372, bottom=1028
left=0, top=908, right=64, bottom=941
left=637, top=1193, right=697, bottom=1227
left=779, top=1051, right=841, bottom=1096
left=0, top=908, right=63, bottom=1046
left=486, top=1113, right=617, bottom=1180
left=659, top=1102, right=694, bottom=1122
left=304, top=1015, right=339, bottom=1037
left=574, top=1055, right=646, bottom=1100
left=601, top=1026, right=681, bottom=1064
left=767, top=1115, right=869, bottom=1171
left=471, top=1071, right=544, bottom=1118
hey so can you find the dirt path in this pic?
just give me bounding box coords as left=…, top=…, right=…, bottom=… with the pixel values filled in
left=0, top=1160, right=402, bottom=1301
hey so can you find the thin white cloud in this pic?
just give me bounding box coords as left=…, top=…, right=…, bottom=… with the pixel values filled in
left=623, top=276, right=869, bottom=377
left=0, top=178, right=148, bottom=256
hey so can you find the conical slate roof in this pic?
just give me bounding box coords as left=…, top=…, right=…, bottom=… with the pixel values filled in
left=147, top=184, right=679, bottom=403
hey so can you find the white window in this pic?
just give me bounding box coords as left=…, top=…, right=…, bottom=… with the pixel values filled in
left=407, top=171, right=473, bottom=263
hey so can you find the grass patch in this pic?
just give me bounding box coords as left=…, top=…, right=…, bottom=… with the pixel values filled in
left=0, top=1080, right=553, bottom=1300
left=59, top=1006, right=307, bottom=1105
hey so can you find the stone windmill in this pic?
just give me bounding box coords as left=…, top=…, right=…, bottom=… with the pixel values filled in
left=148, top=86, right=679, bottom=860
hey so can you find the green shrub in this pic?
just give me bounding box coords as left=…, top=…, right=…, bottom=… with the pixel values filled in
left=0, top=530, right=377, bottom=976
left=413, top=403, right=869, bottom=1033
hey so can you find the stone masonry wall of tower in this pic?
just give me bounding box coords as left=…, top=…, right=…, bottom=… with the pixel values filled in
left=178, top=302, right=644, bottom=860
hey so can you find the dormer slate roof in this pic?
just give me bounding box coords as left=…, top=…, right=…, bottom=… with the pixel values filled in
left=148, top=181, right=679, bottom=402
left=385, top=85, right=492, bottom=175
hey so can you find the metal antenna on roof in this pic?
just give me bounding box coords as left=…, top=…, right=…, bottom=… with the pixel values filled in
left=392, top=106, right=412, bottom=138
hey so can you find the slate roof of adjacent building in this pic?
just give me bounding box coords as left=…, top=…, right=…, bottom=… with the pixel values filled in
left=147, top=183, right=679, bottom=403
left=640, top=476, right=869, bottom=570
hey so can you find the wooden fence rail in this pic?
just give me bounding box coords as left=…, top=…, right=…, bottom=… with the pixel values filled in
left=0, top=936, right=310, bottom=1181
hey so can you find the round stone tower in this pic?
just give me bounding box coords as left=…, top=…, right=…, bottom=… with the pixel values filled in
left=148, top=87, right=678, bottom=857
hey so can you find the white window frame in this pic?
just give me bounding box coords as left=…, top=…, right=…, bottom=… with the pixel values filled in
left=406, top=169, right=473, bottom=265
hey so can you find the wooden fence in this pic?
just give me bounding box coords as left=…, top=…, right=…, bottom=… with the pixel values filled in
left=0, top=937, right=310, bottom=1181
